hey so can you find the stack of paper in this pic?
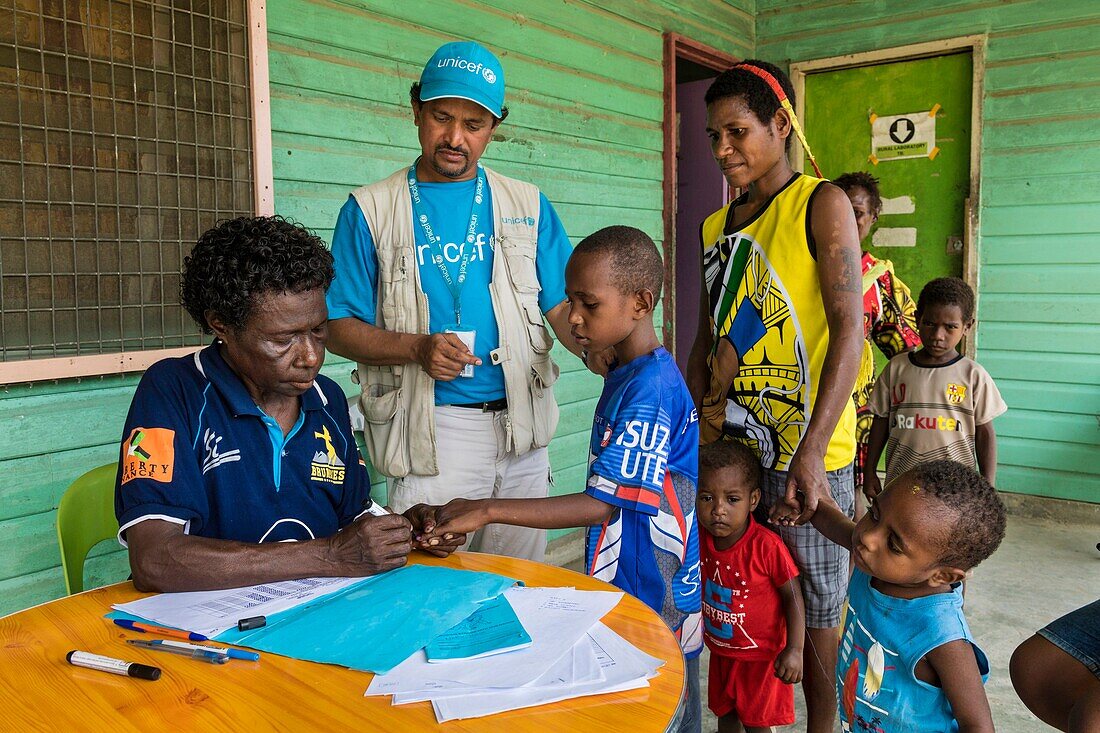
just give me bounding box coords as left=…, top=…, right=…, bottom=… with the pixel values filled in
left=425, top=594, right=532, bottom=662
left=367, top=586, right=666, bottom=722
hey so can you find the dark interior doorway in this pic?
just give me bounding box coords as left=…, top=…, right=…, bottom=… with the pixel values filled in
left=662, top=35, right=737, bottom=375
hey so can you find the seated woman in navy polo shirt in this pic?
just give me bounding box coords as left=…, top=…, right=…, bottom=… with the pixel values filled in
left=115, top=216, right=463, bottom=592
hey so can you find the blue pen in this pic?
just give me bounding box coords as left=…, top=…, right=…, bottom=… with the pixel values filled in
left=113, top=618, right=209, bottom=642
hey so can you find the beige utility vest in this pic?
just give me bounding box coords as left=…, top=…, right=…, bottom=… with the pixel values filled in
left=350, top=166, right=561, bottom=477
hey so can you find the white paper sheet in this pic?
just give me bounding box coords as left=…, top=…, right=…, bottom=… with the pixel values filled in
left=391, top=630, right=605, bottom=704
left=366, top=586, right=622, bottom=694
left=113, top=576, right=368, bottom=638
left=430, top=621, right=665, bottom=722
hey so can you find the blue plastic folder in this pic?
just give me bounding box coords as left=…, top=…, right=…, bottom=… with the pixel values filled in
left=425, top=593, right=532, bottom=662
left=212, top=565, right=517, bottom=674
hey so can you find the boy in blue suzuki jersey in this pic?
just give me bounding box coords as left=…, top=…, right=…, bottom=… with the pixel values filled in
left=427, top=225, right=703, bottom=731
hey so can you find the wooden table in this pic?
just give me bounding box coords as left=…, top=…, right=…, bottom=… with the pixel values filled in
left=0, top=551, right=685, bottom=731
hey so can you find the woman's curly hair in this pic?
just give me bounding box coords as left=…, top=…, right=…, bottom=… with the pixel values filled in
left=181, top=215, right=334, bottom=334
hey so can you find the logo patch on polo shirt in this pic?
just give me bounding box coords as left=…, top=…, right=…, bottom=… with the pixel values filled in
left=121, top=427, right=175, bottom=484
left=310, top=426, right=345, bottom=485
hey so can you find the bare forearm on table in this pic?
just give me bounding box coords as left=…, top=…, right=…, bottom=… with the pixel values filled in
left=127, top=517, right=411, bottom=593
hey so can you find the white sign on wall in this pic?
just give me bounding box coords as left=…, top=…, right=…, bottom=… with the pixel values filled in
left=870, top=105, right=940, bottom=163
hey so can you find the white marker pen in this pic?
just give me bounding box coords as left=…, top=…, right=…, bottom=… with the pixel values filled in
left=66, top=650, right=161, bottom=681
left=362, top=498, right=391, bottom=517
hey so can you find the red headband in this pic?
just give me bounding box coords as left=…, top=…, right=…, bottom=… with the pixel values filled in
left=734, top=63, right=789, bottom=102
left=732, top=63, right=823, bottom=178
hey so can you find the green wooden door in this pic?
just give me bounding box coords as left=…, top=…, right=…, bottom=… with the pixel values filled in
left=803, top=53, right=973, bottom=304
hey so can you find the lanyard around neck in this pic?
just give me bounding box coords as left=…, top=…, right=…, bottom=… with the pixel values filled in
left=407, top=160, right=486, bottom=326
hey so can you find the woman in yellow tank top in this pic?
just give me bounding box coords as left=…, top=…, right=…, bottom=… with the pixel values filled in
left=684, top=60, right=864, bottom=733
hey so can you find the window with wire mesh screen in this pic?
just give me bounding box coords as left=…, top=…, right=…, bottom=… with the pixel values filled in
left=0, top=0, right=253, bottom=361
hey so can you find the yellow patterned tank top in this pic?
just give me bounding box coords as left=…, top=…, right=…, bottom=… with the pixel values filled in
left=700, top=173, right=856, bottom=471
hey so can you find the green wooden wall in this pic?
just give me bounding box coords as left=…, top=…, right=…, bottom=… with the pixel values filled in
left=264, top=0, right=755, bottom=518
left=0, top=0, right=753, bottom=616
left=4, top=0, right=1096, bottom=619
left=756, top=0, right=1100, bottom=503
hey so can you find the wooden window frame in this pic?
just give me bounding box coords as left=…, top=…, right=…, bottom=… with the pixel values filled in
left=0, top=0, right=274, bottom=385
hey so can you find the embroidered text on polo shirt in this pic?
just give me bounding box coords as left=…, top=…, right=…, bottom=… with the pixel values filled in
left=310, top=426, right=346, bottom=485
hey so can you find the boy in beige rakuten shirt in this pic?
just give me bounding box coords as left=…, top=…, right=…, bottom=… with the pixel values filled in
left=864, top=277, right=1007, bottom=497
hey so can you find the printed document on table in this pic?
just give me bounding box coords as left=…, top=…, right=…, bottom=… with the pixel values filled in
left=393, top=627, right=606, bottom=704
left=425, top=594, right=532, bottom=662
left=367, top=586, right=623, bottom=693
left=431, top=621, right=665, bottom=722
left=113, top=576, right=368, bottom=637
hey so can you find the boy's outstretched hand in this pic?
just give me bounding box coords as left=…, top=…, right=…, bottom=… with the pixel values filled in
left=774, top=644, right=804, bottom=684
left=426, top=497, right=493, bottom=540
left=403, top=504, right=467, bottom=557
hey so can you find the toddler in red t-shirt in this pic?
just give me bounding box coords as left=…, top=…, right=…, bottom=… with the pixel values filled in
left=698, top=440, right=806, bottom=732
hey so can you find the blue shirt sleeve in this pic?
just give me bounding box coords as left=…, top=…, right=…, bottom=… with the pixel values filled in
left=586, top=383, right=670, bottom=517
left=327, top=196, right=379, bottom=324
left=114, top=364, right=209, bottom=540
left=535, top=193, right=571, bottom=314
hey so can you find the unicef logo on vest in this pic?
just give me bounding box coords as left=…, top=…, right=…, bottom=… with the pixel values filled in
left=501, top=216, right=536, bottom=226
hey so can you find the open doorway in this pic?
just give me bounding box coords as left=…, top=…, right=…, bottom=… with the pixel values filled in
left=662, top=34, right=737, bottom=374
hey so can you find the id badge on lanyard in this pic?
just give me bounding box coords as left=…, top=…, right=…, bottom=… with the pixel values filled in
left=409, top=160, right=485, bottom=379
left=443, top=326, right=476, bottom=378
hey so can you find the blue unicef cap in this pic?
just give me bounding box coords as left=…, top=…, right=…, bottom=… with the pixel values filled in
left=419, top=41, right=505, bottom=118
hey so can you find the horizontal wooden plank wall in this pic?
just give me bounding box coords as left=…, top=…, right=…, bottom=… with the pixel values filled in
left=0, top=0, right=753, bottom=615
left=263, top=0, right=753, bottom=527
left=756, top=0, right=1100, bottom=503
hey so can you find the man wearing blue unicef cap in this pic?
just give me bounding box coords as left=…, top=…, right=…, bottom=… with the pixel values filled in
left=326, top=40, right=588, bottom=563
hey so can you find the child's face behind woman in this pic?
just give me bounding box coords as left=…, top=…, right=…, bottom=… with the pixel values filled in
left=851, top=478, right=965, bottom=598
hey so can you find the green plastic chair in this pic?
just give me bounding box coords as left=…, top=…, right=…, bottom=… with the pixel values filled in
left=56, top=463, right=120, bottom=595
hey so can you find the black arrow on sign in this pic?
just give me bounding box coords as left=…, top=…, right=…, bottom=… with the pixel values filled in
left=889, top=117, right=915, bottom=144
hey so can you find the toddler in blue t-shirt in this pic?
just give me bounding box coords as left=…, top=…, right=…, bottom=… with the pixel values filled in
left=424, top=225, right=704, bottom=732
left=777, top=460, right=1005, bottom=732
